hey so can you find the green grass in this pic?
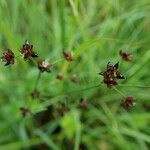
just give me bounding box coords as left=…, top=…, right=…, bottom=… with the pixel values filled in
left=0, top=0, right=150, bottom=149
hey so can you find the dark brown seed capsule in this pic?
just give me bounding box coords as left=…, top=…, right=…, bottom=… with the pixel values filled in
left=20, top=107, right=30, bottom=117
left=59, top=103, right=70, bottom=116
left=63, top=51, right=74, bottom=61
left=124, top=96, right=136, bottom=108
left=20, top=40, right=38, bottom=59
left=99, top=62, right=125, bottom=88
left=119, top=49, right=132, bottom=61
left=37, top=60, right=51, bottom=72
left=71, top=74, right=78, bottom=83
left=56, top=73, right=64, bottom=80
left=79, top=98, right=87, bottom=109
left=31, top=90, right=40, bottom=99
left=1, top=49, right=15, bottom=66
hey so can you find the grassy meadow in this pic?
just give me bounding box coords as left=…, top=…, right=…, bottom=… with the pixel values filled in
left=0, top=0, right=150, bottom=149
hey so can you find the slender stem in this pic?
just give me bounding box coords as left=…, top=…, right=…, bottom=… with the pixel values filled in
left=113, top=86, right=126, bottom=98
left=34, top=71, right=41, bottom=91
left=29, top=58, right=37, bottom=66
left=51, top=58, right=64, bottom=65
left=100, top=37, right=144, bottom=45
left=118, top=84, right=150, bottom=88
left=66, top=84, right=101, bottom=94
left=15, top=55, right=21, bottom=59
left=41, top=84, right=101, bottom=99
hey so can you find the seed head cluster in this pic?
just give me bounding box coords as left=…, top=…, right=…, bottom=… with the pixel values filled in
left=1, top=49, right=15, bottom=66
left=124, top=96, right=136, bottom=108
left=37, top=60, right=51, bottom=72
left=99, top=62, right=125, bottom=88
left=56, top=73, right=64, bottom=80
left=20, top=40, right=38, bottom=59
left=63, top=51, right=74, bottom=61
left=119, top=49, right=132, bottom=61
left=20, top=107, right=30, bottom=117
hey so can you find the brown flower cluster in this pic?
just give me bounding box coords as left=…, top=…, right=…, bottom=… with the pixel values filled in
left=1, top=40, right=38, bottom=66
left=56, top=73, right=64, bottom=80
left=71, top=74, right=78, bottom=83
left=63, top=51, right=74, bottom=61
left=119, top=49, right=132, bottom=61
left=58, top=103, right=70, bottom=116
left=1, top=40, right=53, bottom=74
left=99, top=62, right=125, bottom=88
left=20, top=40, right=38, bottom=59
left=20, top=107, right=30, bottom=117
left=37, top=60, right=51, bottom=72
left=1, top=49, right=15, bottom=66
left=79, top=98, right=88, bottom=109
left=31, top=90, right=40, bottom=99
left=124, top=96, right=136, bottom=108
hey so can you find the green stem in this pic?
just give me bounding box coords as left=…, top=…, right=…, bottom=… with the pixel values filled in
left=34, top=71, right=41, bottom=91
left=51, top=58, right=64, bottom=65
left=113, top=86, right=126, bottom=98
left=41, top=84, right=101, bottom=99
left=29, top=58, right=37, bottom=66
left=118, top=84, right=150, bottom=88
left=15, top=55, right=21, bottom=59
left=66, top=84, right=101, bottom=94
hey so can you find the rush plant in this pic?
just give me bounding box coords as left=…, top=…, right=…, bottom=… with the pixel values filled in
left=0, top=0, right=149, bottom=150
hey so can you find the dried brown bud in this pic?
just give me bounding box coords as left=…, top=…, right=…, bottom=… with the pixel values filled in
left=71, top=74, right=78, bottom=83
left=37, top=60, right=51, bottom=72
left=20, top=107, right=30, bottom=117
left=31, top=90, right=40, bottom=99
left=59, top=103, right=69, bottom=116
left=124, top=96, right=136, bottom=108
left=79, top=98, right=87, bottom=109
left=63, top=51, right=74, bottom=61
left=56, top=73, right=64, bottom=80
left=20, top=40, right=38, bottom=59
left=119, top=49, right=132, bottom=61
left=1, top=49, right=15, bottom=66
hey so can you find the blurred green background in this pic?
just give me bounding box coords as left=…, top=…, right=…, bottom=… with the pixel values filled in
left=0, top=0, right=150, bottom=149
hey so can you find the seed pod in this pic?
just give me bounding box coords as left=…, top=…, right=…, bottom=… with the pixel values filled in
left=119, top=49, right=132, bottom=61
left=59, top=103, right=69, bottom=116
left=99, top=62, right=125, bottom=88
left=63, top=51, right=74, bottom=61
left=124, top=96, right=136, bottom=108
left=31, top=90, right=40, bottom=99
left=71, top=74, right=78, bottom=83
left=56, top=73, right=64, bottom=80
left=20, top=107, right=30, bottom=117
left=20, top=40, right=38, bottom=59
left=1, top=49, right=15, bottom=66
left=79, top=98, right=87, bottom=109
left=37, top=60, right=51, bottom=72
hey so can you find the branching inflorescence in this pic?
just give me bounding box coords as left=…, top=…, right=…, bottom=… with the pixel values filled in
left=0, top=41, right=148, bottom=117
left=98, top=49, right=137, bottom=108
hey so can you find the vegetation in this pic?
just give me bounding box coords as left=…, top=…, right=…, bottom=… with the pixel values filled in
left=0, top=0, right=150, bottom=149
